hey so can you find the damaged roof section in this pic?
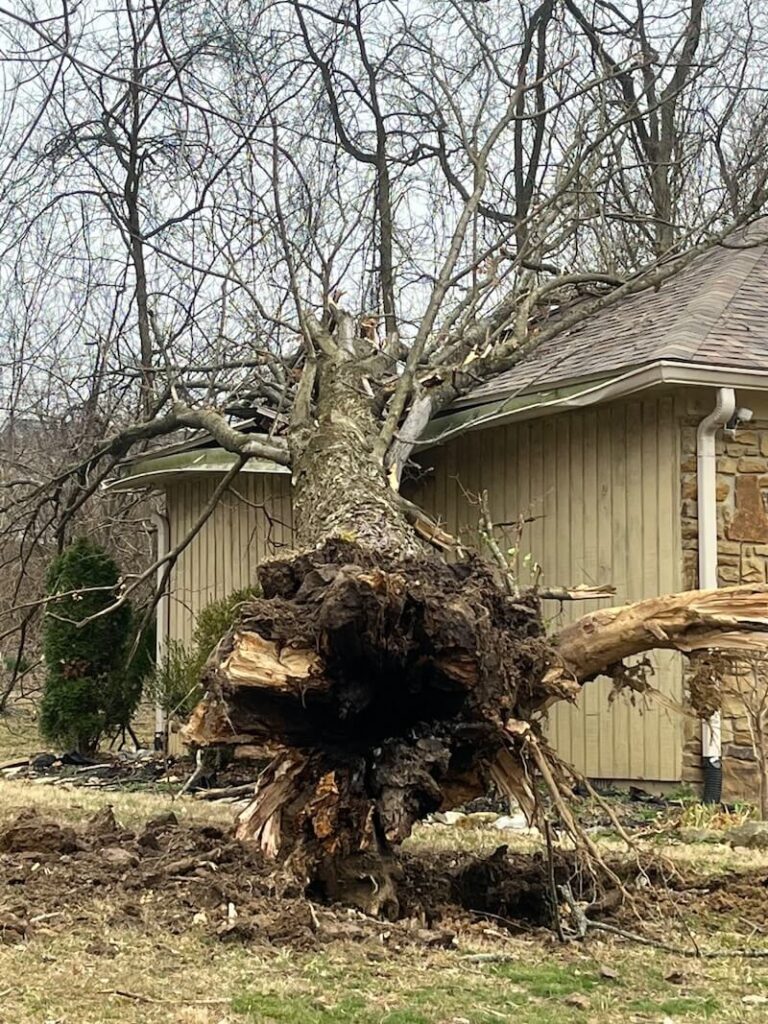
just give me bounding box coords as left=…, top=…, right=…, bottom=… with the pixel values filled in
left=458, top=229, right=768, bottom=408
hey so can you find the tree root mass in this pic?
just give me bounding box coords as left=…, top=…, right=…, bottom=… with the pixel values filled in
left=185, top=541, right=549, bottom=912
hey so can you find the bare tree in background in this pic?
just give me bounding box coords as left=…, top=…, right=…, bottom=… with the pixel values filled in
left=0, top=0, right=767, bottom=909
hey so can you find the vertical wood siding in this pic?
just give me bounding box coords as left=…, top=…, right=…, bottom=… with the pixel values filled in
left=412, top=396, right=683, bottom=782
left=167, top=473, right=293, bottom=647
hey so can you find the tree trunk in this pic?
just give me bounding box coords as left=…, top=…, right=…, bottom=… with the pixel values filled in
left=288, top=358, right=421, bottom=555
left=183, top=354, right=768, bottom=915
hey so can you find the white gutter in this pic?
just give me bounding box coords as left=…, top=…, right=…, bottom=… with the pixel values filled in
left=696, top=387, right=735, bottom=799
left=450, top=359, right=768, bottom=412
left=425, top=359, right=768, bottom=449
left=151, top=510, right=171, bottom=752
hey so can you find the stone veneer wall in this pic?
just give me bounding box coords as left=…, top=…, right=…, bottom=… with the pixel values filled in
left=680, top=420, right=768, bottom=802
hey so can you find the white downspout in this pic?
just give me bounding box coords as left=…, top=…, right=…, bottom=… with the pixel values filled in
left=696, top=387, right=735, bottom=801
left=152, top=510, right=171, bottom=752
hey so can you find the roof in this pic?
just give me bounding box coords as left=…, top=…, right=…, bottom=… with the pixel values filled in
left=459, top=227, right=768, bottom=407
left=107, top=438, right=289, bottom=491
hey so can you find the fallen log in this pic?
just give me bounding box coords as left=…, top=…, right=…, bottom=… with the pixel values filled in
left=194, top=783, right=257, bottom=801
left=183, top=539, right=768, bottom=914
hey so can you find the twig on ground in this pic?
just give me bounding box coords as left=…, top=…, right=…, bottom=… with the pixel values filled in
left=194, top=782, right=257, bottom=801
left=558, top=883, right=768, bottom=958
left=104, top=989, right=230, bottom=1005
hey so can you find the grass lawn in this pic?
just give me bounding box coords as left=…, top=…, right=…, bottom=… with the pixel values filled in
left=1, top=714, right=768, bottom=1023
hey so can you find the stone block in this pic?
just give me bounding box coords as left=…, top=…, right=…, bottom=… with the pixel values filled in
left=681, top=519, right=698, bottom=540
left=682, top=553, right=698, bottom=581
left=740, top=555, right=767, bottom=583
left=683, top=715, right=702, bottom=740
left=761, top=434, right=768, bottom=457
left=723, top=743, right=757, bottom=761
left=681, top=426, right=697, bottom=454
left=716, top=481, right=731, bottom=502
left=722, top=759, right=759, bottom=805
left=681, top=477, right=697, bottom=500
left=681, top=455, right=697, bottom=473
left=727, top=443, right=757, bottom=457
left=718, top=540, right=743, bottom=555
left=718, top=566, right=741, bottom=583
left=731, top=430, right=759, bottom=448
left=717, top=457, right=739, bottom=474
left=681, top=500, right=698, bottom=519
left=727, top=475, right=768, bottom=542
left=738, top=457, right=768, bottom=473
left=732, top=730, right=755, bottom=748
left=722, top=691, right=747, bottom=717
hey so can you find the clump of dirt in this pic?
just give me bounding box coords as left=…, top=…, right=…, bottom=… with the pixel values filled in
left=671, top=869, right=768, bottom=923
left=0, top=811, right=79, bottom=854
left=1, top=806, right=767, bottom=951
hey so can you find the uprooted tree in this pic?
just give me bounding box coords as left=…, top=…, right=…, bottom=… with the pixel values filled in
left=1, top=0, right=768, bottom=911
left=182, top=480, right=768, bottom=914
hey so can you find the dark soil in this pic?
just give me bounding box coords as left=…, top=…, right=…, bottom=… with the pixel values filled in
left=1, top=806, right=766, bottom=952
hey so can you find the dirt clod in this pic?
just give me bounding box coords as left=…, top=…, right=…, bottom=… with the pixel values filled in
left=0, top=819, right=79, bottom=855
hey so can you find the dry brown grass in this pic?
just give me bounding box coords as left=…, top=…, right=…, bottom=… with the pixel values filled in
left=0, top=776, right=233, bottom=830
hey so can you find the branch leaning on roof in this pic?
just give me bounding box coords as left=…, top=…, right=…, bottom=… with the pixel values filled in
left=3, top=402, right=290, bottom=520
left=386, top=221, right=762, bottom=484
left=170, top=404, right=290, bottom=465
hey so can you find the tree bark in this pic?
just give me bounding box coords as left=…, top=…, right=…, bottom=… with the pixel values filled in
left=288, top=356, right=421, bottom=555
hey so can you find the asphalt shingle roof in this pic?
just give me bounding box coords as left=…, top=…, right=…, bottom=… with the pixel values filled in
left=462, top=232, right=768, bottom=405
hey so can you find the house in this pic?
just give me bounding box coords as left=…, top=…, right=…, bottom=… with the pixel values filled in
left=114, top=232, right=768, bottom=801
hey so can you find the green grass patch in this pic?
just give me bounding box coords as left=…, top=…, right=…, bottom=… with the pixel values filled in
left=489, top=960, right=600, bottom=997
left=232, top=992, right=378, bottom=1023
left=628, top=994, right=721, bottom=1017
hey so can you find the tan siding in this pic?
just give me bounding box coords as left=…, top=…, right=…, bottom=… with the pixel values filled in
left=167, top=473, right=294, bottom=647
left=412, top=396, right=684, bottom=783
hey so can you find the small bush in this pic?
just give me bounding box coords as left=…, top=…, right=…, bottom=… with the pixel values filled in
left=40, top=538, right=136, bottom=753
left=146, top=586, right=259, bottom=720
left=144, top=638, right=200, bottom=719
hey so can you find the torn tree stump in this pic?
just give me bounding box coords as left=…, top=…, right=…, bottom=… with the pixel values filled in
left=184, top=539, right=547, bottom=911
left=183, top=539, right=768, bottom=915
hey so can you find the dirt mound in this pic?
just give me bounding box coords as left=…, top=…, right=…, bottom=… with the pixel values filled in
left=678, top=869, right=768, bottom=922
left=0, top=815, right=79, bottom=855
left=0, top=807, right=570, bottom=949
left=1, top=807, right=767, bottom=951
